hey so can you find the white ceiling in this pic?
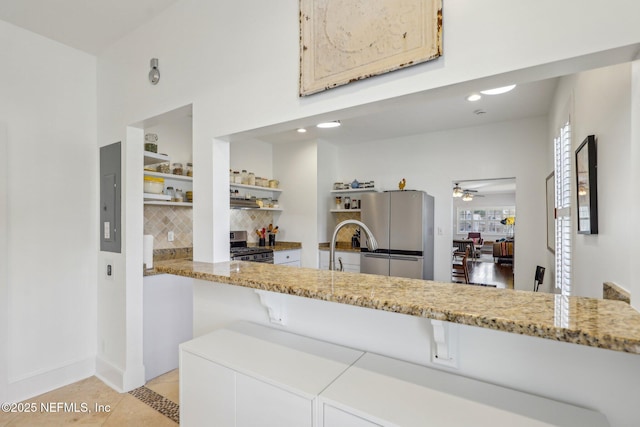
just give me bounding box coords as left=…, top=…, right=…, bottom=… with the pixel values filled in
left=0, top=0, right=180, bottom=55
left=0, top=1, right=558, bottom=145
left=237, top=78, right=558, bottom=145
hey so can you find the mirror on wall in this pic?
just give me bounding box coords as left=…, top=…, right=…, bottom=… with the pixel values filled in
left=451, top=178, right=516, bottom=289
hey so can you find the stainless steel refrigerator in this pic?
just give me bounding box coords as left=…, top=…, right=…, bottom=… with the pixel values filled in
left=360, top=190, right=434, bottom=280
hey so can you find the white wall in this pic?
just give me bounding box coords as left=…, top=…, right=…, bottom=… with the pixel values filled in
left=329, top=117, right=548, bottom=289
left=145, top=114, right=193, bottom=166
left=0, top=20, right=97, bottom=401
left=230, top=138, right=273, bottom=180
left=548, top=63, right=632, bottom=298
left=0, top=123, right=8, bottom=404
left=631, top=61, right=640, bottom=310
left=273, top=141, right=319, bottom=267
left=93, top=0, right=640, bottom=391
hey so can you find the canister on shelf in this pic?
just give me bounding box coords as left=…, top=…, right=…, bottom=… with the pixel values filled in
left=143, top=176, right=164, bottom=194
left=174, top=188, right=184, bottom=203
left=186, top=162, right=193, bottom=177
left=156, top=162, right=170, bottom=174
left=144, top=133, right=158, bottom=153
left=248, top=172, right=255, bottom=186
left=172, top=163, right=183, bottom=175
left=165, top=186, right=174, bottom=199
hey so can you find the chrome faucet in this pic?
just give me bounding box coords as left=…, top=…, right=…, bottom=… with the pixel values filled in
left=329, top=220, right=378, bottom=271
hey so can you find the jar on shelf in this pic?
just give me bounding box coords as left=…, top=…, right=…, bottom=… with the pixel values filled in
left=172, top=163, right=183, bottom=175
left=186, top=162, right=193, bottom=177
left=241, top=170, right=249, bottom=185
left=344, top=196, right=351, bottom=210
left=174, top=188, right=184, bottom=203
left=156, top=162, right=170, bottom=174
left=165, top=186, right=175, bottom=200
left=144, top=133, right=158, bottom=153
left=248, top=172, right=255, bottom=186
left=233, top=171, right=241, bottom=183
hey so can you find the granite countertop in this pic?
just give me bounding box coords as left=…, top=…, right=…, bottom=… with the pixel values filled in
left=248, top=241, right=302, bottom=252
left=153, top=260, right=640, bottom=354
left=318, top=242, right=361, bottom=252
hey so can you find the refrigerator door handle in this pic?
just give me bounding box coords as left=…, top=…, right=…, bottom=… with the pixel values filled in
left=362, top=253, right=389, bottom=259
left=389, top=255, right=421, bottom=262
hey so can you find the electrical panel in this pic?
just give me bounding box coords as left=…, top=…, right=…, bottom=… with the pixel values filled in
left=100, top=142, right=121, bottom=253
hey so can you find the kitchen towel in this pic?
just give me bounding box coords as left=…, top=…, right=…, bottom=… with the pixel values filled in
left=143, top=234, right=154, bottom=269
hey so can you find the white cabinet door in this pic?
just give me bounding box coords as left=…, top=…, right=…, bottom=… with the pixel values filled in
left=236, top=373, right=313, bottom=427
left=274, top=249, right=301, bottom=267
left=180, top=351, right=235, bottom=427
left=319, top=250, right=360, bottom=272
left=322, top=404, right=381, bottom=427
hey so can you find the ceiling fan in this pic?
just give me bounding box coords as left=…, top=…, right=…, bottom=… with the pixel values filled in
left=452, top=183, right=478, bottom=198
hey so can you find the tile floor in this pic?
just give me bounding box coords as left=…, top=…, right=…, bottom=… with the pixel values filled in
left=0, top=370, right=180, bottom=426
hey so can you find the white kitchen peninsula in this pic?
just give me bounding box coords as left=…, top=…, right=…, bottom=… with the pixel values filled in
left=155, top=260, right=640, bottom=426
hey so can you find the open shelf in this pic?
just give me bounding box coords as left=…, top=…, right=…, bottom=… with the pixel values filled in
left=231, top=183, right=283, bottom=193
left=330, top=209, right=362, bottom=213
left=144, top=170, right=193, bottom=182
left=143, top=151, right=170, bottom=166
left=144, top=201, right=193, bottom=207
left=330, top=188, right=377, bottom=194
left=144, top=193, right=171, bottom=201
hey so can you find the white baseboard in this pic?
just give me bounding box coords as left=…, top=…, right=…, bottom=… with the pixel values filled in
left=7, top=357, right=95, bottom=403
left=95, top=356, right=145, bottom=393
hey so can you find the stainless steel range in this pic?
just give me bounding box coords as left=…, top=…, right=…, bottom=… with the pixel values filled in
left=230, top=230, right=274, bottom=263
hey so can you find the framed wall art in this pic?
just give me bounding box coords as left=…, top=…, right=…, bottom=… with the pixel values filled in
left=575, top=135, right=598, bottom=234
left=299, top=0, right=443, bottom=96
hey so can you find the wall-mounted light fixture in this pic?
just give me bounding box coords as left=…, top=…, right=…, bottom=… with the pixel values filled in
left=149, top=58, right=160, bottom=85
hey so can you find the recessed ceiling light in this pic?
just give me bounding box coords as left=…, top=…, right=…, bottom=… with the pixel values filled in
left=317, top=121, right=341, bottom=128
left=480, top=84, right=516, bottom=95
left=297, top=128, right=307, bottom=133
left=466, top=94, right=482, bottom=102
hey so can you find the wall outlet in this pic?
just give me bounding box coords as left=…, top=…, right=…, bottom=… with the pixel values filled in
left=105, top=260, right=114, bottom=281
left=168, top=231, right=174, bottom=242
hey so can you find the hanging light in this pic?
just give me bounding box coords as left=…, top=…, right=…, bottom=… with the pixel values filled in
left=452, top=183, right=463, bottom=198
left=462, top=192, right=473, bottom=202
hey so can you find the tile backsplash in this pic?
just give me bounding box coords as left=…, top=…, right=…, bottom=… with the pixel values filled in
left=231, top=210, right=275, bottom=243
left=334, top=211, right=361, bottom=243
left=144, top=205, right=193, bottom=249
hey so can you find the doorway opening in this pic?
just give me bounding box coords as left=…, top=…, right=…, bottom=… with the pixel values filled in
left=451, top=178, right=515, bottom=288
